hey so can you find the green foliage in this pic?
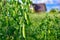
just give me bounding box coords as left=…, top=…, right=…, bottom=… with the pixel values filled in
left=26, top=13, right=60, bottom=40
left=0, top=0, right=60, bottom=40
left=0, top=0, right=31, bottom=40
left=49, top=9, right=60, bottom=14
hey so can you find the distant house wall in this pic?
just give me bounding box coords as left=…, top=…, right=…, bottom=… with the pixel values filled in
left=32, top=3, right=47, bottom=12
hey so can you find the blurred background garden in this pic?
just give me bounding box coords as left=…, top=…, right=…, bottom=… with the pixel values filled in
left=0, top=0, right=60, bottom=40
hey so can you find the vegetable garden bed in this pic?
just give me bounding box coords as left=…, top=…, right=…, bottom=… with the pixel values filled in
left=0, top=0, right=60, bottom=40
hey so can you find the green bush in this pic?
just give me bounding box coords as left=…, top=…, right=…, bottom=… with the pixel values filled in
left=49, top=9, right=60, bottom=14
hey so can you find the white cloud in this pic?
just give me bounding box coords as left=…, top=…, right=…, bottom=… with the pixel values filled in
left=46, top=0, right=53, bottom=4
left=31, top=0, right=55, bottom=4
left=19, top=0, right=60, bottom=4
left=31, top=0, right=48, bottom=4
left=46, top=0, right=60, bottom=4
left=57, top=0, right=60, bottom=3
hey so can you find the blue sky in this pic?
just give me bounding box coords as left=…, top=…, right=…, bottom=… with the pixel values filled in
left=31, top=0, right=60, bottom=11
left=46, top=0, right=60, bottom=11
left=46, top=4, right=60, bottom=11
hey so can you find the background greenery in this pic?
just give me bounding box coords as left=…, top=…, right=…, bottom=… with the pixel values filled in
left=0, top=0, right=60, bottom=40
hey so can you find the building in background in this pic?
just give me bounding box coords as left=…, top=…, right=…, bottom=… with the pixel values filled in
left=30, top=0, right=47, bottom=12
left=32, top=3, right=47, bottom=12
left=30, top=0, right=60, bottom=12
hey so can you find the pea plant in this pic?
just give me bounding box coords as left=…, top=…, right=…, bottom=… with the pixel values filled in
left=0, top=0, right=31, bottom=40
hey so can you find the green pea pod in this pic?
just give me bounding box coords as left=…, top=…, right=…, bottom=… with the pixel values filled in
left=22, top=23, right=25, bottom=38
